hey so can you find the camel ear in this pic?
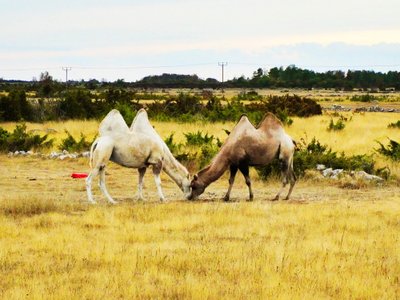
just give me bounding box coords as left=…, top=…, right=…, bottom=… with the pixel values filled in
left=194, top=174, right=198, bottom=180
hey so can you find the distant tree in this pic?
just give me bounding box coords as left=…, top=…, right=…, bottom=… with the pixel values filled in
left=59, top=89, right=95, bottom=119
left=38, top=71, right=55, bottom=97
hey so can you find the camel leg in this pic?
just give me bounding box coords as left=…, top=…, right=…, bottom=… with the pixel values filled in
left=98, top=165, right=117, bottom=204
left=86, top=168, right=99, bottom=204
left=152, top=161, right=165, bottom=202
left=273, top=180, right=287, bottom=201
left=239, top=165, right=253, bottom=201
left=284, top=169, right=296, bottom=200
left=224, top=165, right=238, bottom=202
left=137, top=167, right=147, bottom=201
left=273, top=159, right=289, bottom=201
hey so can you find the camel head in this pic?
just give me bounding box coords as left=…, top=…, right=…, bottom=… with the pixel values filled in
left=182, top=174, right=192, bottom=199
left=187, top=174, right=205, bottom=200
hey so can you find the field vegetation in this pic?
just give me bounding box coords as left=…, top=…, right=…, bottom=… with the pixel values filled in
left=1, top=86, right=400, bottom=298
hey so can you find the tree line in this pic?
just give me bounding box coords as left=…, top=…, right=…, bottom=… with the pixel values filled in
left=1, top=65, right=400, bottom=91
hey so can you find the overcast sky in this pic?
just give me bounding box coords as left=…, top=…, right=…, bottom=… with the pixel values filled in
left=1, top=0, right=400, bottom=81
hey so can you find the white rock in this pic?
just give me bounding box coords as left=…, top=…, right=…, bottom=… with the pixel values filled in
left=353, top=171, right=384, bottom=182
left=316, top=164, right=326, bottom=171
left=322, top=168, right=333, bottom=177
left=49, top=152, right=60, bottom=159
left=331, top=169, right=344, bottom=179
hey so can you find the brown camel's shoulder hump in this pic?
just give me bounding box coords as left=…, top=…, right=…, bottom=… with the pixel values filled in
left=224, top=114, right=254, bottom=142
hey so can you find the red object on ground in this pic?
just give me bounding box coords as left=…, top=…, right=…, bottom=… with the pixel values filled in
left=71, top=172, right=88, bottom=179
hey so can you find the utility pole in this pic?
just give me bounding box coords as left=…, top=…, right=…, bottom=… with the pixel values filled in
left=218, top=62, right=228, bottom=83
left=62, top=67, right=72, bottom=83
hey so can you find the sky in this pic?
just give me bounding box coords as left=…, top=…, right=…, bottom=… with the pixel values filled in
left=1, top=0, right=400, bottom=82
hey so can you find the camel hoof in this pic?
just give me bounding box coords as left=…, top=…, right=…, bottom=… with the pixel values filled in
left=223, top=196, right=230, bottom=202
left=271, top=197, right=279, bottom=201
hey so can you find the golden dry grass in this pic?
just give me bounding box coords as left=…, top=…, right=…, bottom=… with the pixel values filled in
left=0, top=155, right=399, bottom=299
left=1, top=112, right=400, bottom=299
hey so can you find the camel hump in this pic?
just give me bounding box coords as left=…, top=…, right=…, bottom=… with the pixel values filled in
left=257, top=112, right=283, bottom=129
left=137, top=108, right=147, bottom=115
left=130, top=108, right=150, bottom=130
left=222, top=114, right=254, bottom=144
left=99, top=109, right=129, bottom=136
left=236, top=114, right=251, bottom=126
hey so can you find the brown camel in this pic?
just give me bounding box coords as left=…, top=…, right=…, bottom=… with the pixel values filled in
left=187, top=113, right=296, bottom=201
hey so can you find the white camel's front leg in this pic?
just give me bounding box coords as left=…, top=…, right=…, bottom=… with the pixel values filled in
left=137, top=167, right=146, bottom=200
left=152, top=162, right=165, bottom=202
left=86, top=170, right=98, bottom=204
left=154, top=173, right=165, bottom=201
left=99, top=167, right=117, bottom=204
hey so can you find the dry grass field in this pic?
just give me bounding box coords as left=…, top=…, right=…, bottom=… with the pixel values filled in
left=1, top=111, right=400, bottom=299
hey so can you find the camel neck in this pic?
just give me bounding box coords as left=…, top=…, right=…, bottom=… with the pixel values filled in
left=162, top=149, right=188, bottom=190
left=200, top=156, right=229, bottom=187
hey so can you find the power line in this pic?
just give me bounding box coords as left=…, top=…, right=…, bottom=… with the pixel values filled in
left=2, top=62, right=400, bottom=73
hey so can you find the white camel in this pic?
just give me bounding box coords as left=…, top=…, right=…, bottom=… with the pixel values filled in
left=86, top=110, right=165, bottom=204
left=86, top=109, right=191, bottom=204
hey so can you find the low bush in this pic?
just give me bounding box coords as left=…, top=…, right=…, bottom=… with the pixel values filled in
left=58, top=131, right=93, bottom=152
left=327, top=119, right=346, bottom=131
left=376, top=138, right=400, bottom=161
left=256, top=137, right=376, bottom=179
left=0, top=123, right=53, bottom=152
left=184, top=131, right=219, bottom=146
left=164, top=130, right=222, bottom=169
left=350, top=94, right=377, bottom=102
left=387, top=120, right=400, bottom=129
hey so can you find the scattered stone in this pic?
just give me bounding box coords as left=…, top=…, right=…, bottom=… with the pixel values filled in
left=351, top=171, right=384, bottom=182
left=6, top=150, right=91, bottom=160
left=331, top=169, right=344, bottom=179
left=322, top=168, right=333, bottom=177
left=316, top=165, right=384, bottom=182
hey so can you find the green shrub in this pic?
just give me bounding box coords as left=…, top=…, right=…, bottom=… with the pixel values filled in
left=275, top=108, right=293, bottom=126
left=376, top=139, right=400, bottom=161
left=184, top=131, right=217, bottom=146
left=388, top=120, right=400, bottom=129
left=256, top=137, right=376, bottom=180
left=58, top=131, right=92, bottom=152
left=350, top=94, right=377, bottom=102
left=164, top=130, right=222, bottom=169
left=0, top=123, right=53, bottom=152
left=163, top=133, right=194, bottom=164
left=327, top=119, right=346, bottom=131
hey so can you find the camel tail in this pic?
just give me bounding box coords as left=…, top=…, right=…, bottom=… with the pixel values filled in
left=89, top=139, right=99, bottom=169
